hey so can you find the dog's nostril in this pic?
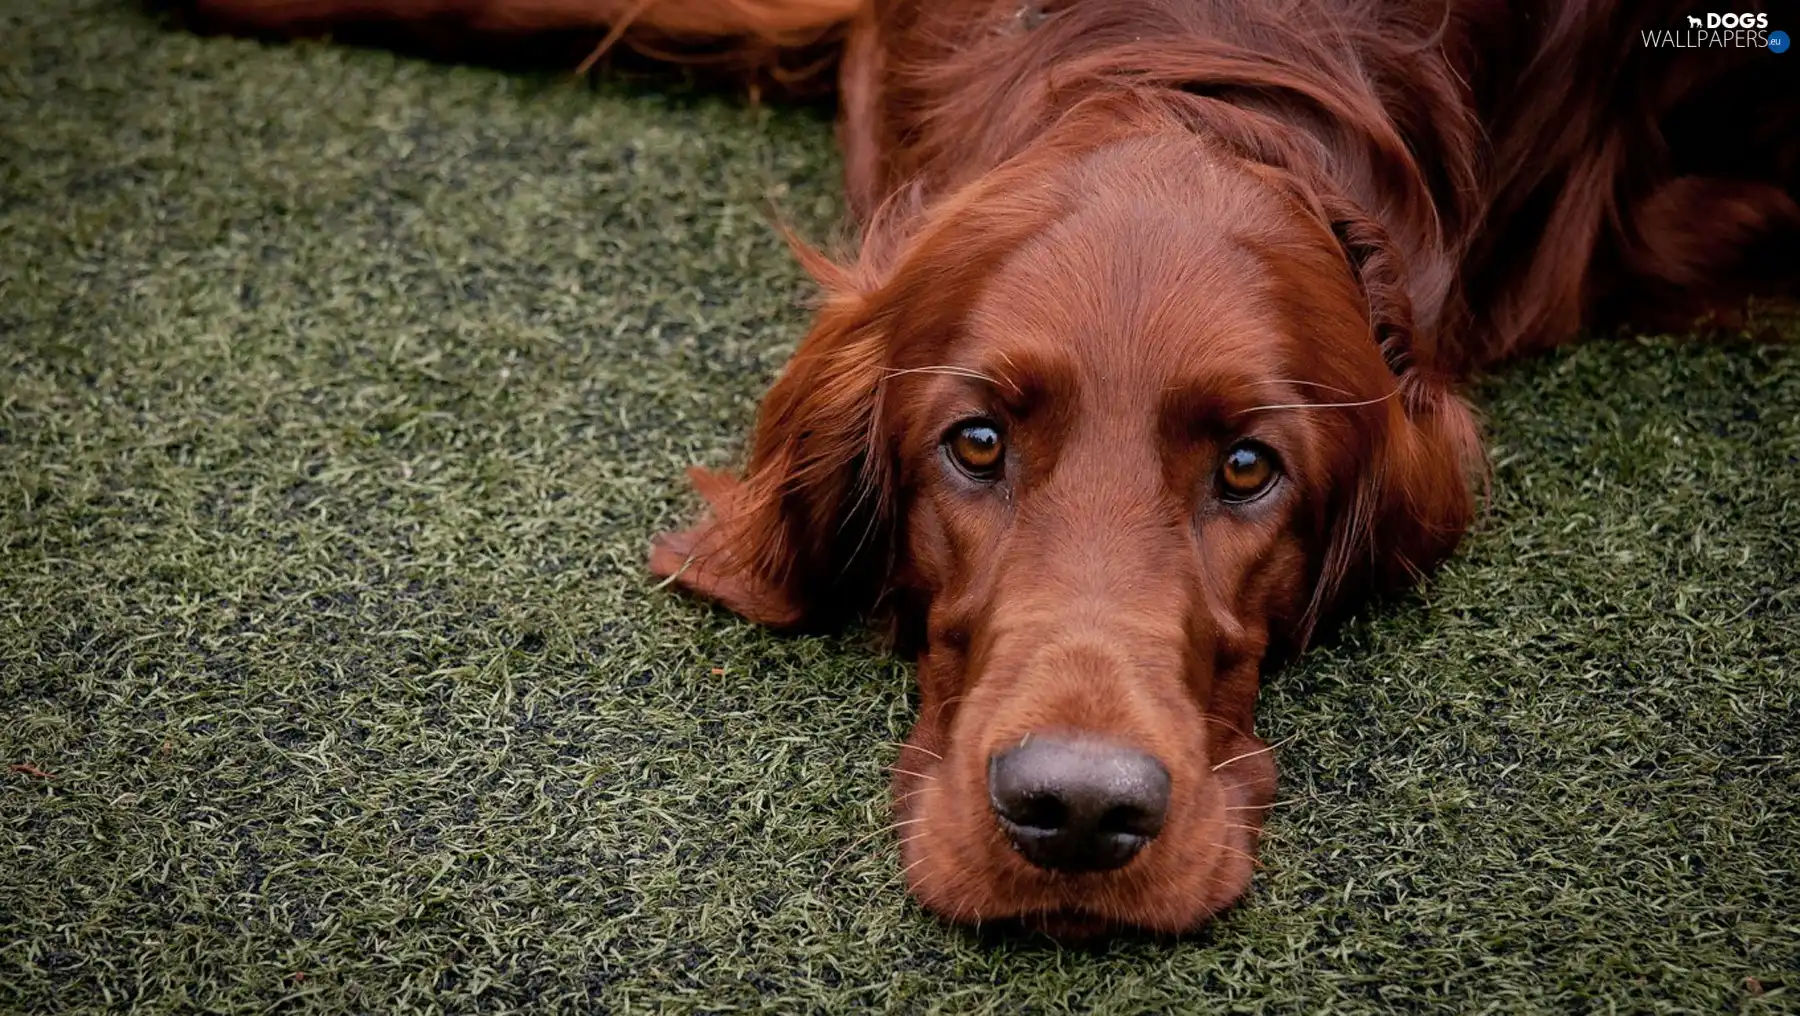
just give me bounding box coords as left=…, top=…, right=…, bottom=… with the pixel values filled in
left=988, top=736, right=1171, bottom=873
left=1013, top=793, right=1068, bottom=831
left=1099, top=803, right=1160, bottom=838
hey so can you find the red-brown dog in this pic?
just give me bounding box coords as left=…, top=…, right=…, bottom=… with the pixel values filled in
left=185, top=0, right=1798, bottom=938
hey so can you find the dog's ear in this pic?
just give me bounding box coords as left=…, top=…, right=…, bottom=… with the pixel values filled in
left=1359, top=379, right=1484, bottom=594
left=1309, top=199, right=1484, bottom=628
left=648, top=261, right=892, bottom=629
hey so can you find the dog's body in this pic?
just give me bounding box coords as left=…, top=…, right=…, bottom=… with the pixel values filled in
left=186, top=0, right=1798, bottom=937
left=842, top=1, right=1797, bottom=362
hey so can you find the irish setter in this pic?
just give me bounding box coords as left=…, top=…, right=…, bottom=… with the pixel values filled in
left=182, top=0, right=1799, bottom=938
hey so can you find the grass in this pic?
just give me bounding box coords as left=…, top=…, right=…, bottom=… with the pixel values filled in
left=1, top=2, right=1796, bottom=1012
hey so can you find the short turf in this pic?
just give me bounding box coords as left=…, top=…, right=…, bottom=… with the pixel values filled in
left=2, top=3, right=1796, bottom=1012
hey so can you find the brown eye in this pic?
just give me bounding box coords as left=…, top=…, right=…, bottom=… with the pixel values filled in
left=1219, top=441, right=1279, bottom=502
left=946, top=420, right=1005, bottom=479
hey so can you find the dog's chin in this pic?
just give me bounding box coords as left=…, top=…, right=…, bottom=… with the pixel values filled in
left=905, top=852, right=1252, bottom=942
left=1013, top=908, right=1118, bottom=943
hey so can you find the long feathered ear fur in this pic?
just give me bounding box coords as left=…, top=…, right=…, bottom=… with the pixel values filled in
left=1305, top=195, right=1486, bottom=637
left=648, top=246, right=893, bottom=629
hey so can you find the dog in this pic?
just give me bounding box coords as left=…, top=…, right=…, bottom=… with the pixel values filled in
left=181, top=0, right=1798, bottom=938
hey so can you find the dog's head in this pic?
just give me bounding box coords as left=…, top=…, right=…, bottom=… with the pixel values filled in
left=650, top=99, right=1480, bottom=936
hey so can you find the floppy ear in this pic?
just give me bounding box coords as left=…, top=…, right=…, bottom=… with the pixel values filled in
left=1310, top=199, right=1485, bottom=624
left=648, top=274, right=893, bottom=629
left=1362, top=379, right=1484, bottom=593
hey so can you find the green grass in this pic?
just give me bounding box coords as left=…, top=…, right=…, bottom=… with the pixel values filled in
left=2, top=3, right=1796, bottom=1012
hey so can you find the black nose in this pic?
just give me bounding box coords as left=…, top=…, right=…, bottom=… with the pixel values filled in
left=987, top=736, right=1171, bottom=873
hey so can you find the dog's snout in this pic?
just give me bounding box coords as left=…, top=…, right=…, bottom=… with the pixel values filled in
left=987, top=736, right=1171, bottom=873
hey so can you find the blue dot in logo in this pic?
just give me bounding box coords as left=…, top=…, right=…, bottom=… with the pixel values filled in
left=1772, top=29, right=1791, bottom=52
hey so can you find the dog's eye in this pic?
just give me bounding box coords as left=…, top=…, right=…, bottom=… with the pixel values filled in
left=945, top=420, right=1005, bottom=480
left=1218, top=441, right=1279, bottom=502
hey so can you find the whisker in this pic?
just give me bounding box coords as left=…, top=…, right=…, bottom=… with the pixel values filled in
left=906, top=859, right=942, bottom=891
left=887, top=742, right=943, bottom=761
left=1157, top=867, right=1190, bottom=921
left=923, top=694, right=970, bottom=728
left=864, top=852, right=918, bottom=892
left=1003, top=866, right=1027, bottom=921
left=846, top=854, right=930, bottom=930
left=952, top=885, right=976, bottom=929
left=888, top=768, right=937, bottom=781
left=1235, top=389, right=1399, bottom=416
left=897, top=854, right=934, bottom=881
left=880, top=365, right=1014, bottom=391
left=1254, top=378, right=1359, bottom=396
left=1198, top=713, right=1255, bottom=741
left=1211, top=734, right=1296, bottom=772
left=993, top=349, right=1023, bottom=396
left=1214, top=842, right=1264, bottom=869
left=820, top=818, right=930, bottom=883
left=1224, top=801, right=1291, bottom=811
